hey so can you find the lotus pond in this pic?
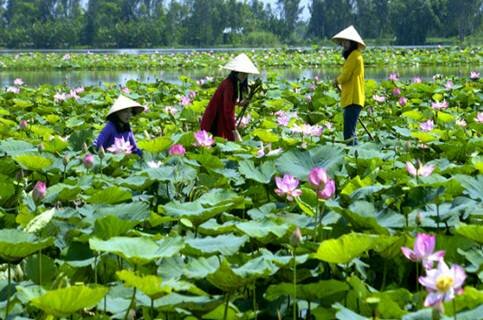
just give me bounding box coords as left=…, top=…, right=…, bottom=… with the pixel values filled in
left=0, top=69, right=481, bottom=319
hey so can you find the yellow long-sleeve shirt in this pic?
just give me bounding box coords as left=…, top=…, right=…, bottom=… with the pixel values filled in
left=336, top=49, right=365, bottom=108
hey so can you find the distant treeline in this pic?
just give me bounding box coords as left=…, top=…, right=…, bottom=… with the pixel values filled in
left=0, top=0, right=481, bottom=48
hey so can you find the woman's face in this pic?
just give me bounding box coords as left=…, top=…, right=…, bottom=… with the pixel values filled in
left=341, top=40, right=351, bottom=50
left=237, top=72, right=248, bottom=82
left=116, top=108, right=133, bottom=124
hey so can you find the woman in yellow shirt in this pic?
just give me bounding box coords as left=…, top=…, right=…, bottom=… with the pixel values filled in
left=332, top=25, right=365, bottom=145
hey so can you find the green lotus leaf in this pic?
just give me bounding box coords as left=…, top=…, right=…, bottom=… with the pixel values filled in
left=13, top=154, right=53, bottom=171
left=239, top=160, right=276, bottom=183
left=86, top=186, right=132, bottom=204
left=0, top=229, right=54, bottom=262
left=454, top=174, right=483, bottom=201
left=154, top=293, right=222, bottom=312
left=444, top=287, right=483, bottom=315
left=333, top=303, right=369, bottom=320
left=24, top=254, right=57, bottom=285
left=145, top=167, right=175, bottom=181
left=138, top=136, right=172, bottom=153
left=436, top=111, right=455, bottom=123
left=30, top=125, right=54, bottom=139
left=402, top=110, right=423, bottom=121
left=314, top=233, right=380, bottom=264
left=93, top=215, right=139, bottom=240
left=198, top=218, right=237, bottom=235
left=43, top=183, right=81, bottom=203
left=44, top=136, right=69, bottom=153
left=252, top=128, right=279, bottom=143
left=117, top=269, right=171, bottom=299
left=455, top=224, right=483, bottom=244
left=30, top=285, right=108, bottom=317
left=0, top=177, right=15, bottom=206
left=236, top=219, right=290, bottom=243
left=184, top=256, right=220, bottom=279
left=275, top=145, right=344, bottom=179
left=13, top=98, right=33, bottom=108
left=184, top=234, right=248, bottom=256
left=188, top=153, right=224, bottom=169
left=24, top=208, right=56, bottom=233
left=156, top=236, right=185, bottom=257
left=94, top=202, right=150, bottom=221
left=207, top=259, right=252, bottom=292
left=65, top=117, right=85, bottom=128
left=411, top=131, right=437, bottom=143
left=89, top=236, right=163, bottom=265
left=265, top=280, right=349, bottom=302
left=202, top=302, right=240, bottom=320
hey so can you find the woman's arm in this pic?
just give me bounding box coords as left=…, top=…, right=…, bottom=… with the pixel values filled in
left=93, top=122, right=114, bottom=150
left=336, top=54, right=357, bottom=85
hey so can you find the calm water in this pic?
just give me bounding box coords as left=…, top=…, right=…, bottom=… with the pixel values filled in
left=1, top=65, right=480, bottom=88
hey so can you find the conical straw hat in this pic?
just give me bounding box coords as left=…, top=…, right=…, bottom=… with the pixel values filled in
left=106, top=95, right=144, bottom=118
left=332, top=25, right=366, bottom=48
left=223, top=53, right=260, bottom=74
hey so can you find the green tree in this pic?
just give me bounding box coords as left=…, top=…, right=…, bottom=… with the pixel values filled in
left=307, top=0, right=355, bottom=39
left=277, top=0, right=303, bottom=38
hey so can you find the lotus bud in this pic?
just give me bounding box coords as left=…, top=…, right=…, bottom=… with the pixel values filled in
left=98, top=146, right=105, bottom=159
left=82, top=142, right=89, bottom=154
left=290, top=227, right=303, bottom=247
left=32, top=181, right=47, bottom=203
left=19, top=119, right=28, bottom=129
left=169, top=144, right=186, bottom=156
left=37, top=143, right=44, bottom=153
left=63, top=154, right=70, bottom=166
left=83, top=153, right=94, bottom=169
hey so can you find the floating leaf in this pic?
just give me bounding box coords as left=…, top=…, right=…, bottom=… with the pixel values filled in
left=14, top=154, right=53, bottom=171
left=31, top=285, right=108, bottom=317
left=314, top=233, right=380, bottom=264
left=86, top=186, right=132, bottom=204
left=89, top=237, right=163, bottom=265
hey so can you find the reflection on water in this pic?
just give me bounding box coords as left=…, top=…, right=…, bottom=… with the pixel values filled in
left=1, top=65, right=480, bottom=88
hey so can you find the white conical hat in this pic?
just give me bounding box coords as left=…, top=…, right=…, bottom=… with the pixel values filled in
left=223, top=53, right=260, bottom=74
left=107, top=95, right=144, bottom=118
left=332, top=25, right=366, bottom=48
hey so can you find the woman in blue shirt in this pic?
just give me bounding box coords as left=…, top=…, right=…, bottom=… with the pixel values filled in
left=93, top=95, right=144, bottom=156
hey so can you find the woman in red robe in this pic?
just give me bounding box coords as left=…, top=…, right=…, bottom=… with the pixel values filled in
left=200, top=53, right=259, bottom=141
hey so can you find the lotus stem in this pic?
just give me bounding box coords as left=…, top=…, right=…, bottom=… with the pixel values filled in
left=124, top=286, right=137, bottom=320
left=5, top=263, right=11, bottom=319
left=453, top=299, right=457, bottom=320
left=293, top=249, right=297, bottom=320
left=94, top=255, right=98, bottom=284
left=223, top=293, right=230, bottom=320
left=253, top=285, right=257, bottom=319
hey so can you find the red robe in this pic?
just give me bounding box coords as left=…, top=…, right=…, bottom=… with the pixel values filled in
left=200, top=78, right=237, bottom=141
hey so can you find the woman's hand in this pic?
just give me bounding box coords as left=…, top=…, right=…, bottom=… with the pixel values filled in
left=233, top=130, right=242, bottom=141
left=239, top=99, right=249, bottom=107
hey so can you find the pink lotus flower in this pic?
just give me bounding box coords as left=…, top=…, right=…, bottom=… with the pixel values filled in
left=420, top=119, right=434, bottom=132
left=32, top=181, right=47, bottom=203
left=275, top=111, right=290, bottom=126
left=291, top=123, right=322, bottom=137
left=147, top=160, right=162, bottom=168
left=194, top=130, right=215, bottom=147
left=470, top=71, right=480, bottom=80
left=188, top=90, right=197, bottom=99
left=305, top=94, right=312, bottom=102
left=62, top=53, right=71, bottom=61
left=308, top=167, right=336, bottom=200
left=238, top=115, right=251, bottom=128
left=456, top=119, right=467, bottom=127
left=74, top=87, right=84, bottom=94
left=308, top=167, right=329, bottom=187
left=317, top=179, right=336, bottom=199
left=180, top=95, right=191, bottom=106
left=121, top=87, right=130, bottom=94
left=406, top=161, right=435, bottom=177
left=445, top=80, right=454, bottom=90
left=412, top=76, right=422, bottom=83
left=401, top=233, right=445, bottom=269
left=68, top=89, right=80, bottom=100
left=54, top=92, right=67, bottom=102
left=164, top=106, right=178, bottom=116
left=274, top=174, right=302, bottom=201
left=83, top=153, right=94, bottom=169
left=19, top=119, right=28, bottom=129
left=14, top=78, right=24, bottom=86
left=399, top=97, right=408, bottom=106
left=419, top=260, right=466, bottom=307
left=388, top=72, right=399, bottom=81
left=475, top=112, right=483, bottom=123
left=373, top=95, right=386, bottom=103
left=169, top=144, right=186, bottom=156
left=7, top=86, right=20, bottom=94
left=431, top=100, right=448, bottom=110
left=392, top=88, right=401, bottom=96
left=107, top=137, right=133, bottom=154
